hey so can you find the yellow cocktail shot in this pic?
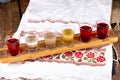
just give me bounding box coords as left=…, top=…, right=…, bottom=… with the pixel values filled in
left=62, top=26, right=74, bottom=46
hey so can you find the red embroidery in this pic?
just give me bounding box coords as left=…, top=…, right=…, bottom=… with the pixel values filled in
left=75, top=52, right=83, bottom=58
left=96, top=56, right=106, bottom=62
left=64, top=52, right=73, bottom=57
left=86, top=52, right=95, bottom=58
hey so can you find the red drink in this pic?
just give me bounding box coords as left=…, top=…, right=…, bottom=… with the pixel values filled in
left=97, top=22, right=109, bottom=39
left=6, top=38, right=19, bottom=56
left=80, top=26, right=92, bottom=42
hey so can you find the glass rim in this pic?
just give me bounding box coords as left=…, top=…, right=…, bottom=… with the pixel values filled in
left=5, top=34, right=20, bottom=43
left=96, top=21, right=110, bottom=28
left=80, top=26, right=92, bottom=31
left=80, top=23, right=93, bottom=26
left=61, top=25, right=75, bottom=32
left=43, top=28, right=57, bottom=36
left=24, top=31, right=39, bottom=37
left=96, top=19, right=110, bottom=24
left=80, top=23, right=93, bottom=31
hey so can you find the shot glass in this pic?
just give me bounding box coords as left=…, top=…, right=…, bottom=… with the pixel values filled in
left=62, top=25, right=74, bottom=46
left=5, top=34, right=20, bottom=56
left=96, top=20, right=109, bottom=39
left=44, top=28, right=56, bottom=49
left=80, top=23, right=92, bottom=42
left=25, top=31, right=39, bottom=53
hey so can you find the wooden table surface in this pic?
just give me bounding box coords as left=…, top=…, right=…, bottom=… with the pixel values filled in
left=0, top=0, right=120, bottom=79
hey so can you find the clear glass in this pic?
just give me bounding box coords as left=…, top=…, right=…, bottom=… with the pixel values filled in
left=24, top=31, right=39, bottom=53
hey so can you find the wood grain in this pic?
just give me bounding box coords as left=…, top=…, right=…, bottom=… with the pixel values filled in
left=0, top=0, right=20, bottom=39
left=111, top=0, right=120, bottom=23
left=19, top=0, right=29, bottom=15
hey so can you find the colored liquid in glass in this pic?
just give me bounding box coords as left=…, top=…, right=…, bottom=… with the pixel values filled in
left=97, top=22, right=109, bottom=39
left=44, top=32, right=56, bottom=49
left=6, top=38, right=19, bottom=56
left=80, top=26, right=92, bottom=42
left=62, top=29, right=74, bottom=45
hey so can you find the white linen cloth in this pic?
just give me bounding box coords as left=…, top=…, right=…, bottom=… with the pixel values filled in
left=0, top=0, right=113, bottom=80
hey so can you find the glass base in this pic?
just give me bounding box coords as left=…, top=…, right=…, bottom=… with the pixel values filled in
left=27, top=48, right=38, bottom=53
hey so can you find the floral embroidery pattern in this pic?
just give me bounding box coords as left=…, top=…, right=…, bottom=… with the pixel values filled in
left=96, top=56, right=106, bottom=62
left=86, top=52, right=95, bottom=58
left=75, top=51, right=83, bottom=58
left=38, top=48, right=106, bottom=66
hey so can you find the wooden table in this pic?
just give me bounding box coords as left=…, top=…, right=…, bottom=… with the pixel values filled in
left=0, top=0, right=20, bottom=39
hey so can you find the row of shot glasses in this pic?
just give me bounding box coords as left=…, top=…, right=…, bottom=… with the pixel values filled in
left=5, top=20, right=109, bottom=56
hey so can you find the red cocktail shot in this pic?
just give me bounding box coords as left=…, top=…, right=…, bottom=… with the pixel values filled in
left=97, top=22, right=109, bottom=39
left=80, top=25, right=92, bottom=42
left=6, top=38, right=19, bottom=56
